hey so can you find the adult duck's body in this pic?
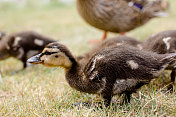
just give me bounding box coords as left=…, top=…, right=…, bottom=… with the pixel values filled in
left=77, top=0, right=168, bottom=40
left=28, top=42, right=176, bottom=106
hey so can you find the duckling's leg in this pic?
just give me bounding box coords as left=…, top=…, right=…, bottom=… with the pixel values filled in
left=103, top=95, right=112, bottom=107
left=121, top=92, right=132, bottom=105
left=168, top=70, right=176, bottom=91
left=21, top=55, right=27, bottom=69
left=101, top=89, right=113, bottom=107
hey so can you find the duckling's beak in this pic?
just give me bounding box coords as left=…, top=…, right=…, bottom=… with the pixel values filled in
left=27, top=53, right=43, bottom=64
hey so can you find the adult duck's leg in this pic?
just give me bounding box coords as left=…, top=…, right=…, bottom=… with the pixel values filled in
left=120, top=32, right=126, bottom=35
left=168, top=70, right=176, bottom=91
left=102, top=31, right=107, bottom=41
left=88, top=31, right=108, bottom=44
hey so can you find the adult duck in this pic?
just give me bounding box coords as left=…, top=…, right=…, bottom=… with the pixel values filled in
left=77, top=0, right=169, bottom=41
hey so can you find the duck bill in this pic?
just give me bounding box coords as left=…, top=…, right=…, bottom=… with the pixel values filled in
left=27, top=53, right=43, bottom=64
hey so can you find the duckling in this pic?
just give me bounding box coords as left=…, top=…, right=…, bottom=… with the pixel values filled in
left=142, top=30, right=176, bottom=91
left=28, top=42, right=176, bottom=106
left=77, top=0, right=169, bottom=40
left=77, top=36, right=142, bottom=65
left=0, top=31, right=56, bottom=69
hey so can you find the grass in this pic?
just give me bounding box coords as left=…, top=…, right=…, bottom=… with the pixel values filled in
left=0, top=0, right=176, bottom=116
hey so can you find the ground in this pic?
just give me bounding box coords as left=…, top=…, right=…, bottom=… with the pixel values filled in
left=0, top=0, right=176, bottom=116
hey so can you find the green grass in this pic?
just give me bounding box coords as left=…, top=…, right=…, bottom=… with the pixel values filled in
left=0, top=0, right=176, bottom=116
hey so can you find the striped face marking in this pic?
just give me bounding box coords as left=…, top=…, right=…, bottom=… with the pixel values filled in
left=42, top=48, right=59, bottom=55
left=40, top=48, right=72, bottom=68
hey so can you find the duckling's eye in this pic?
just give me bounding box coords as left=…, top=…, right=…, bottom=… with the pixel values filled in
left=55, top=55, right=59, bottom=58
left=44, top=51, right=51, bottom=55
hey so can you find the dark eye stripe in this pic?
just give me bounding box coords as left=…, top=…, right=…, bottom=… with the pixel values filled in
left=43, top=51, right=57, bottom=55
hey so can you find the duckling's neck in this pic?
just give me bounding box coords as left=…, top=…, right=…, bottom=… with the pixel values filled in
left=65, top=60, right=102, bottom=94
left=65, top=62, right=87, bottom=92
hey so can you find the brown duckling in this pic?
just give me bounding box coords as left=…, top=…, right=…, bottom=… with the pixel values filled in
left=28, top=42, right=176, bottom=106
left=142, top=30, right=176, bottom=91
left=0, top=31, right=56, bottom=68
left=77, top=36, right=142, bottom=65
left=77, top=0, right=169, bottom=40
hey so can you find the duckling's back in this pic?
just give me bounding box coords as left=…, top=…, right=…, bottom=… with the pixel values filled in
left=78, top=36, right=142, bottom=67
left=143, top=30, right=176, bottom=54
left=84, top=46, right=175, bottom=81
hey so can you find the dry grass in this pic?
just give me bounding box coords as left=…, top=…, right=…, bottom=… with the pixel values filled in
left=0, top=0, right=176, bottom=116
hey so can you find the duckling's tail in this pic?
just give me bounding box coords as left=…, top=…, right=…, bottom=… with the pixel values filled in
left=160, top=53, right=176, bottom=69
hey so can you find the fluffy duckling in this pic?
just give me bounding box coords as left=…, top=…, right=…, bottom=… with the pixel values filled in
left=0, top=31, right=56, bottom=68
left=78, top=36, right=142, bottom=65
left=28, top=42, right=176, bottom=106
left=142, top=30, right=176, bottom=91
left=77, top=0, right=169, bottom=40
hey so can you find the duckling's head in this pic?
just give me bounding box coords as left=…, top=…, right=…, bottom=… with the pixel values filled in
left=27, top=42, right=75, bottom=69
